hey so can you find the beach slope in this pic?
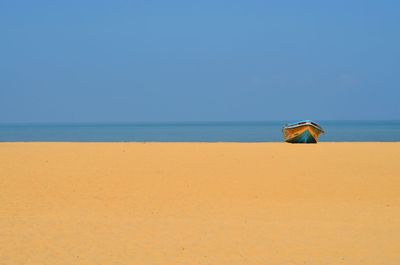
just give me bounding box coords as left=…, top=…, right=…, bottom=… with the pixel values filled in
left=1, top=143, right=400, bottom=264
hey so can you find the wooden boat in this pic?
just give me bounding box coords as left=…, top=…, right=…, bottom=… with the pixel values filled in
left=282, top=120, right=324, bottom=143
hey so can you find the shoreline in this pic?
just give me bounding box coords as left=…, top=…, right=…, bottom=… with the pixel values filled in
left=1, top=141, right=400, bottom=143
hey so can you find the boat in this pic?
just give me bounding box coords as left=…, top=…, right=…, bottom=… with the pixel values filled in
left=282, top=120, right=325, bottom=143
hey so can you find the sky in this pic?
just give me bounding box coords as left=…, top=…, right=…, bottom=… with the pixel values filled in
left=1, top=0, right=399, bottom=122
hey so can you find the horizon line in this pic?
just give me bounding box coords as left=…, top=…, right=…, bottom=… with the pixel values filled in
left=1, top=119, right=400, bottom=125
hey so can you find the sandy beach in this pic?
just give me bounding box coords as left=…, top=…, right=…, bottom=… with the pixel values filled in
left=0, top=142, right=399, bottom=264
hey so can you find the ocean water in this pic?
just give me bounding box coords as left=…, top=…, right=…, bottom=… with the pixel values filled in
left=0, top=121, right=399, bottom=142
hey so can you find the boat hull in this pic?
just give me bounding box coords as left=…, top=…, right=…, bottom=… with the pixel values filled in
left=283, top=125, right=322, bottom=143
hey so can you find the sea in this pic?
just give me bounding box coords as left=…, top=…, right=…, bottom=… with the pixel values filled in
left=0, top=121, right=399, bottom=142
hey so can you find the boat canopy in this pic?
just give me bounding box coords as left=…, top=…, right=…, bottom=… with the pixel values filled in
left=284, top=120, right=324, bottom=133
left=286, top=120, right=314, bottom=126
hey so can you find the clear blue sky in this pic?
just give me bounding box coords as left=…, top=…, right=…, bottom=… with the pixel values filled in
left=1, top=0, right=399, bottom=122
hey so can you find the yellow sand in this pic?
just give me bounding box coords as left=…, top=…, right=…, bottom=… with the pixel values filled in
left=1, top=143, right=400, bottom=264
